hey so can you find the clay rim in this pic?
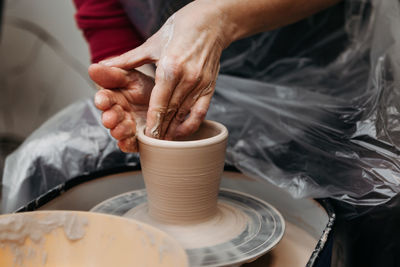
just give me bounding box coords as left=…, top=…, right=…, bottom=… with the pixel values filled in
left=137, top=120, right=228, bottom=148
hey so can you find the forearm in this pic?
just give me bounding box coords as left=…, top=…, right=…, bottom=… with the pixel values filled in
left=201, top=0, right=342, bottom=47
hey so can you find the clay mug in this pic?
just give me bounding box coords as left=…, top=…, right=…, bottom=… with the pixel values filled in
left=137, top=120, right=228, bottom=224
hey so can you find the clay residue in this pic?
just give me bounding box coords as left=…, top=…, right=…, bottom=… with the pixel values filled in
left=162, top=14, right=175, bottom=49
left=62, top=214, right=89, bottom=241
left=0, top=212, right=88, bottom=266
left=194, top=80, right=213, bottom=100
left=42, top=252, right=48, bottom=266
left=133, top=222, right=175, bottom=264
left=150, top=111, right=163, bottom=138
left=124, top=201, right=247, bottom=249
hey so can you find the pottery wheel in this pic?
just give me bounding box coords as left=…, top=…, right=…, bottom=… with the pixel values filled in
left=91, top=189, right=285, bottom=267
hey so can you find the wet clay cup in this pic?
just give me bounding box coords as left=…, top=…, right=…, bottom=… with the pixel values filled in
left=137, top=120, right=228, bottom=224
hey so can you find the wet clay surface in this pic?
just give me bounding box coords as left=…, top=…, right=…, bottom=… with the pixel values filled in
left=124, top=201, right=248, bottom=249
left=137, top=120, right=228, bottom=224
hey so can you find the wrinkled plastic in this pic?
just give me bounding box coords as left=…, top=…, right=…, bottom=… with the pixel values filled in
left=212, top=0, right=400, bottom=219
left=2, top=0, right=400, bottom=221
left=1, top=100, right=140, bottom=212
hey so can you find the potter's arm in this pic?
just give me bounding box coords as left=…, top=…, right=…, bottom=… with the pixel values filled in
left=75, top=0, right=343, bottom=152
left=210, top=0, right=343, bottom=47
left=99, top=0, right=344, bottom=144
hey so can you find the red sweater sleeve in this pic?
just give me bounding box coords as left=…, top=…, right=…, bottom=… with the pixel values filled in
left=73, top=0, right=143, bottom=63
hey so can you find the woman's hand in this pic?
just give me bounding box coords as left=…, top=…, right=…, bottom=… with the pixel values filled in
left=100, top=1, right=231, bottom=140
left=95, top=0, right=341, bottom=144
left=89, top=64, right=154, bottom=152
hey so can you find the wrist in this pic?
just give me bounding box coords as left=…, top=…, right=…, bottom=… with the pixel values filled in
left=201, top=0, right=245, bottom=45
left=193, top=0, right=237, bottom=49
left=199, top=0, right=343, bottom=45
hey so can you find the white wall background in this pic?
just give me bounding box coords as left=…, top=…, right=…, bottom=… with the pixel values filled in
left=0, top=0, right=94, bottom=139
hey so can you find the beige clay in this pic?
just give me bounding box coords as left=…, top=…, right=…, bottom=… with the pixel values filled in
left=130, top=120, right=254, bottom=249
left=137, top=120, right=229, bottom=224
left=0, top=211, right=188, bottom=267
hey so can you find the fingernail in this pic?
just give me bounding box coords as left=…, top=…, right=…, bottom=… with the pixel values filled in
left=94, top=94, right=108, bottom=108
left=99, top=59, right=113, bottom=66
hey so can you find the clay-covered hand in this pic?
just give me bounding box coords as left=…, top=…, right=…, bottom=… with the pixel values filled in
left=97, top=0, right=340, bottom=141
left=99, top=1, right=231, bottom=140
left=89, top=64, right=154, bottom=152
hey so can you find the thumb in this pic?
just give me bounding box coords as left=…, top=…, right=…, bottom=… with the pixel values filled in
left=88, top=64, right=130, bottom=89
left=99, top=43, right=154, bottom=70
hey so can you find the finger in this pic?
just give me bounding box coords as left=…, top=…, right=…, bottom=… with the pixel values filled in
left=101, top=104, right=125, bottom=129
left=88, top=64, right=130, bottom=89
left=175, top=93, right=213, bottom=138
left=145, top=63, right=181, bottom=138
left=159, top=72, right=201, bottom=138
left=118, top=136, right=138, bottom=153
left=164, top=89, right=198, bottom=140
left=99, top=43, right=154, bottom=70
left=164, top=77, right=215, bottom=140
left=110, top=119, right=136, bottom=140
left=94, top=89, right=132, bottom=111
left=119, top=70, right=154, bottom=106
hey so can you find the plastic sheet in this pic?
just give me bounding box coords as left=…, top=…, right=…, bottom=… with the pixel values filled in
left=210, top=0, right=400, bottom=219
left=1, top=100, right=140, bottom=212
left=2, top=0, right=400, bottom=223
